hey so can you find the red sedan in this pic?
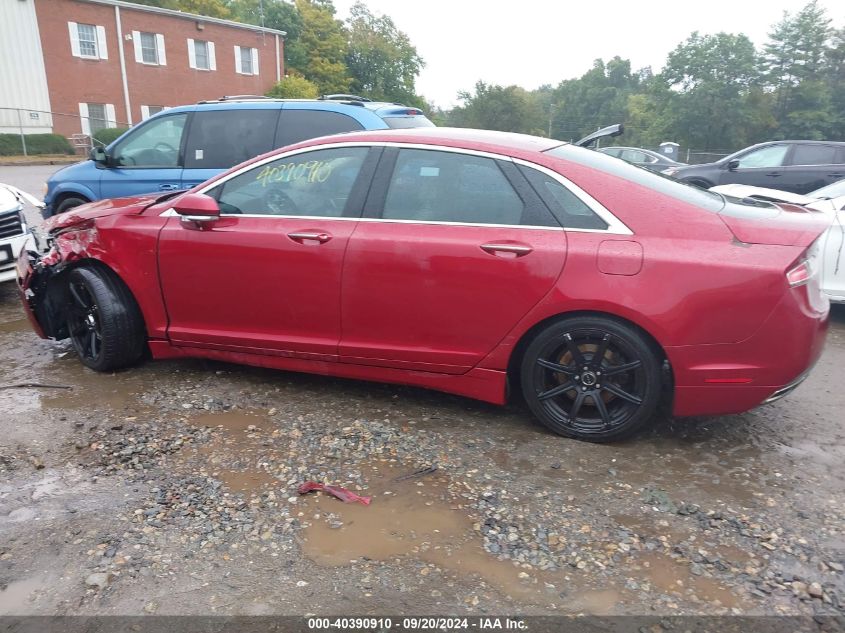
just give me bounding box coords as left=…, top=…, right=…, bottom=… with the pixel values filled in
left=17, top=129, right=830, bottom=442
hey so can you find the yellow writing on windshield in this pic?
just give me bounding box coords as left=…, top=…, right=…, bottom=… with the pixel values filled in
left=255, top=160, right=333, bottom=187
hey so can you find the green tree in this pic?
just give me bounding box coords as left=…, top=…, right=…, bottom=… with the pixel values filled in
left=345, top=2, right=424, bottom=106
left=449, top=81, right=544, bottom=135
left=266, top=74, right=319, bottom=98
left=763, top=0, right=834, bottom=136
left=293, top=0, right=350, bottom=93
left=661, top=32, right=761, bottom=149
left=125, top=0, right=231, bottom=18
left=228, top=0, right=307, bottom=70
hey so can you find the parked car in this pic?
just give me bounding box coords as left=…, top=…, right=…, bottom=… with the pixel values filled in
left=42, top=95, right=434, bottom=218
left=598, top=146, right=685, bottom=172
left=711, top=179, right=845, bottom=303
left=663, top=140, right=845, bottom=194
left=0, top=184, right=40, bottom=284
left=18, top=128, right=830, bottom=442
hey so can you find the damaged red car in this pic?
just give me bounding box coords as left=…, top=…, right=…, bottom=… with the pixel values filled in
left=17, top=128, right=831, bottom=442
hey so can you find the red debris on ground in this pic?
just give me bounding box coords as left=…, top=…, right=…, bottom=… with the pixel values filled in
left=297, top=481, right=372, bottom=505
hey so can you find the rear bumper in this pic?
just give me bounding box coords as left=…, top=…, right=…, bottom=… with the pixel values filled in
left=669, top=288, right=828, bottom=417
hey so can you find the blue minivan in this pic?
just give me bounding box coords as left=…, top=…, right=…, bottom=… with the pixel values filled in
left=43, top=95, right=434, bottom=217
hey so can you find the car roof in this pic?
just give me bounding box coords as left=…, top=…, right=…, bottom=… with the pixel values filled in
left=298, top=127, right=564, bottom=155
left=159, top=97, right=424, bottom=119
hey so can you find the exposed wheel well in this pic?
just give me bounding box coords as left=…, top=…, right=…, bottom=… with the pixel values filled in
left=505, top=310, right=671, bottom=402
left=37, top=259, right=147, bottom=341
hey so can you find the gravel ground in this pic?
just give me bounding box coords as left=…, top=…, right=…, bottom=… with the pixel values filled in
left=0, top=165, right=843, bottom=618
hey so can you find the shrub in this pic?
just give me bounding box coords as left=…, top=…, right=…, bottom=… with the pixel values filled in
left=93, top=127, right=130, bottom=148
left=0, top=133, right=74, bottom=156
left=266, top=75, right=320, bottom=99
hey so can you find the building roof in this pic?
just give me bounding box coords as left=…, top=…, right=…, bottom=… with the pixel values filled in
left=79, top=0, right=287, bottom=37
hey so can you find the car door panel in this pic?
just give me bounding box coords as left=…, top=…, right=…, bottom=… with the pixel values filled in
left=158, top=215, right=354, bottom=358
left=157, top=145, right=376, bottom=359
left=340, top=222, right=567, bottom=372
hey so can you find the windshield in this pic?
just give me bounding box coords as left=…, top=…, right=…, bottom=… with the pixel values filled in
left=810, top=178, right=845, bottom=199
left=545, top=144, right=725, bottom=213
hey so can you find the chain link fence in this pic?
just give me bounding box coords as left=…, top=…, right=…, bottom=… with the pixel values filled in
left=0, top=107, right=131, bottom=157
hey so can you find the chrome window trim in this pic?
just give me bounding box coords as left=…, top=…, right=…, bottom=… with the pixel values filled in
left=511, top=158, right=633, bottom=235
left=185, top=140, right=632, bottom=234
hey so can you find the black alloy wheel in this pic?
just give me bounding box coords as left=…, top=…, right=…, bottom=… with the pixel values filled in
left=65, top=267, right=146, bottom=372
left=521, top=316, right=662, bottom=442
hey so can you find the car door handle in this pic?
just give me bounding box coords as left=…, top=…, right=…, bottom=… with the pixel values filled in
left=480, top=243, right=533, bottom=257
left=158, top=183, right=180, bottom=191
left=765, top=172, right=782, bottom=177
left=287, top=231, right=332, bottom=244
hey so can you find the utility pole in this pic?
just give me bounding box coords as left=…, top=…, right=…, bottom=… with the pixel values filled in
left=547, top=103, right=555, bottom=138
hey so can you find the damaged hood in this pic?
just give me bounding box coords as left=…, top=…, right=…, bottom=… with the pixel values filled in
left=44, top=192, right=169, bottom=232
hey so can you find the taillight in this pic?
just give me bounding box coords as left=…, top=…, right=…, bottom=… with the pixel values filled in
left=786, top=261, right=812, bottom=286
left=786, top=238, right=821, bottom=287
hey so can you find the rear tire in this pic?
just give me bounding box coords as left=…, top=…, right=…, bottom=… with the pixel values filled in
left=65, top=266, right=146, bottom=372
left=520, top=316, right=662, bottom=442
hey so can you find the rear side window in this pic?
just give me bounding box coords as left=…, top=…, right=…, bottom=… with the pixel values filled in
left=519, top=165, right=608, bottom=230
left=274, top=110, right=364, bottom=148
left=382, top=149, right=524, bottom=225
left=790, top=144, right=839, bottom=166
left=184, top=110, right=279, bottom=169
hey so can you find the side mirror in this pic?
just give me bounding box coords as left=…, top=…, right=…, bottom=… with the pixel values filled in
left=173, top=193, right=220, bottom=226
left=727, top=159, right=740, bottom=171
left=90, top=147, right=108, bottom=165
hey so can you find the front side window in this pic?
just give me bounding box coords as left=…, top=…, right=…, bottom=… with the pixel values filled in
left=210, top=147, right=369, bottom=217
left=77, top=24, right=98, bottom=57
left=87, top=103, right=108, bottom=134
left=140, top=32, right=158, bottom=64
left=736, top=145, right=789, bottom=169
left=790, top=144, right=838, bottom=166
left=194, top=40, right=209, bottom=70
left=111, top=113, right=187, bottom=168
left=383, top=149, right=524, bottom=225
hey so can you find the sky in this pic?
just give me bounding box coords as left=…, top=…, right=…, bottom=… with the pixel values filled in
left=331, top=0, right=843, bottom=108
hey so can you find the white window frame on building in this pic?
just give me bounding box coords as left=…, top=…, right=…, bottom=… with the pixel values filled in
left=187, top=39, right=216, bottom=71
left=132, top=31, right=167, bottom=66
left=79, top=103, right=116, bottom=136
left=140, top=105, right=167, bottom=120
left=68, top=22, right=108, bottom=60
left=234, top=45, right=258, bottom=75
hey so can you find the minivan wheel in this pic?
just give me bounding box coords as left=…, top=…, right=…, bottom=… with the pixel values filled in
left=65, top=267, right=146, bottom=372
left=55, top=196, right=88, bottom=214
left=520, top=316, right=662, bottom=442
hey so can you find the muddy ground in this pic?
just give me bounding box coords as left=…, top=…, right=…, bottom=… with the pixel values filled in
left=0, top=166, right=843, bottom=618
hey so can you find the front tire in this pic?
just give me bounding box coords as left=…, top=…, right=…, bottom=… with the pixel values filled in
left=55, top=196, right=88, bottom=214
left=65, top=267, right=146, bottom=372
left=520, top=316, right=662, bottom=442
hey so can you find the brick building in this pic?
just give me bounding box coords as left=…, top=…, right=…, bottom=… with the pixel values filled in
left=0, top=0, right=285, bottom=138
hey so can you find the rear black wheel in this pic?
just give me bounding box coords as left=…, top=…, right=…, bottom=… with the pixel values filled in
left=520, top=316, right=662, bottom=442
left=66, top=267, right=146, bottom=372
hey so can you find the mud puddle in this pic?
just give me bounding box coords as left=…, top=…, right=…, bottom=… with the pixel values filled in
left=0, top=575, right=51, bottom=615
left=299, top=461, right=624, bottom=613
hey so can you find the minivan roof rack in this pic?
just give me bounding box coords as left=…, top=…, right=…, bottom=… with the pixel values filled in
left=197, top=95, right=272, bottom=104
left=319, top=94, right=372, bottom=103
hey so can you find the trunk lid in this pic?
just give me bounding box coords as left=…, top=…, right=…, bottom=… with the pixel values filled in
left=718, top=198, right=832, bottom=247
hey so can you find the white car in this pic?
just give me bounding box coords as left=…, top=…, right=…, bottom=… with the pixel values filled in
left=0, top=184, right=40, bottom=284
left=711, top=180, right=845, bottom=303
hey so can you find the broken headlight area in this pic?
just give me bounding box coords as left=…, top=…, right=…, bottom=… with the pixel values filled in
left=21, top=222, right=100, bottom=340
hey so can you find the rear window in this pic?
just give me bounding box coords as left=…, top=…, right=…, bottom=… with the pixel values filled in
left=383, top=116, right=436, bottom=129
left=544, top=144, right=725, bottom=213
